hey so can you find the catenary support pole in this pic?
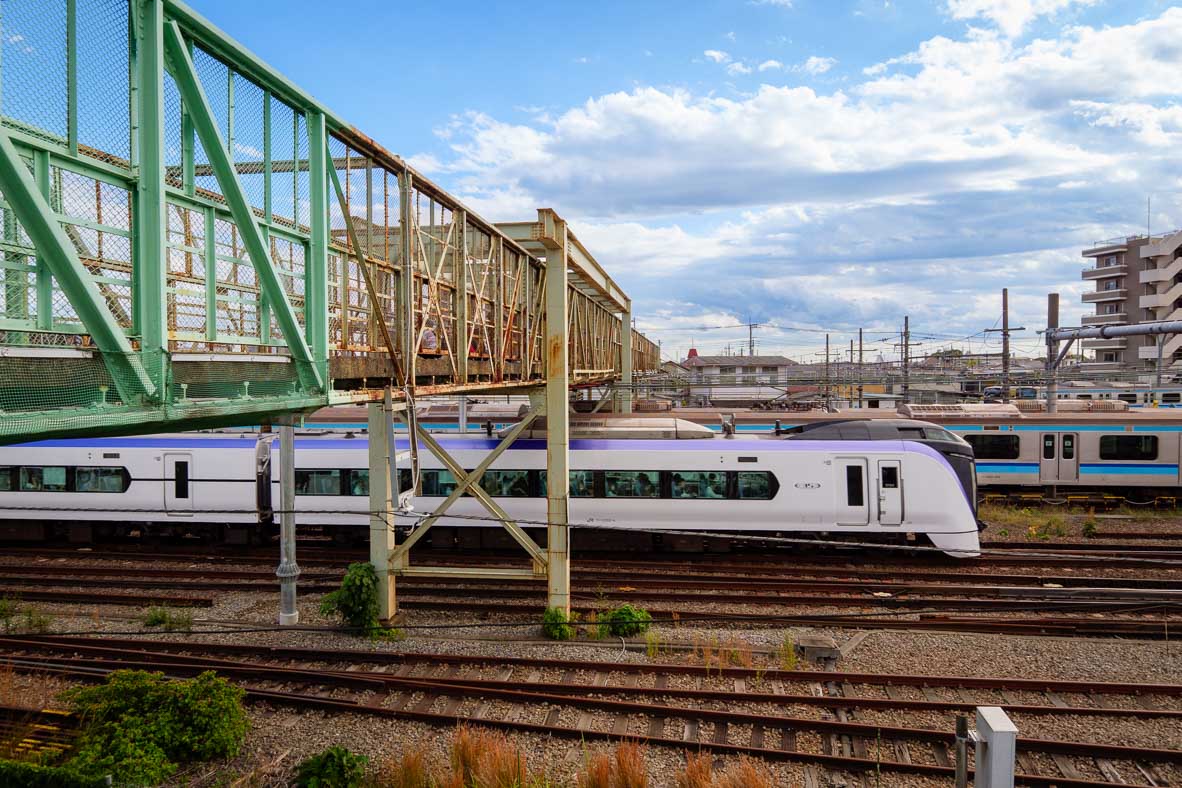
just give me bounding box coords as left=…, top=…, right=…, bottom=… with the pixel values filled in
left=1001, top=288, right=1010, bottom=404
left=858, top=328, right=864, bottom=409
left=1155, top=337, right=1164, bottom=406
left=369, top=388, right=397, bottom=620
left=1046, top=294, right=1059, bottom=414
left=276, top=418, right=300, bottom=625
left=902, top=315, right=910, bottom=403
left=545, top=222, right=571, bottom=615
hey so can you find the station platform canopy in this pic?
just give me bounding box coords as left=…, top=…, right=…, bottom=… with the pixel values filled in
left=0, top=0, right=657, bottom=443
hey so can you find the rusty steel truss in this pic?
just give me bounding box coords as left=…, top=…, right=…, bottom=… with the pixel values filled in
left=0, top=0, right=657, bottom=442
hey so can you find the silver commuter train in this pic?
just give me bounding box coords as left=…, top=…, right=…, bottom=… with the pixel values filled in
left=0, top=420, right=981, bottom=557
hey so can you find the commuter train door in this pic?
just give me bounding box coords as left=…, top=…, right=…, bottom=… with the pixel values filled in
left=164, top=453, right=194, bottom=515
left=876, top=460, right=903, bottom=525
left=1038, top=433, right=1078, bottom=483
left=835, top=458, right=869, bottom=525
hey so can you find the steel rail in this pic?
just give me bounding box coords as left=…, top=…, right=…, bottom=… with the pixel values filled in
left=0, top=589, right=212, bottom=607
left=3, top=654, right=1168, bottom=788
left=7, top=636, right=1180, bottom=696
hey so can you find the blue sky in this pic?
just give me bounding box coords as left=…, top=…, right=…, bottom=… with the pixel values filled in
left=191, top=0, right=1182, bottom=361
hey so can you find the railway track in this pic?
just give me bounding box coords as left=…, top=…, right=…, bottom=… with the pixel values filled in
left=1, top=635, right=1177, bottom=786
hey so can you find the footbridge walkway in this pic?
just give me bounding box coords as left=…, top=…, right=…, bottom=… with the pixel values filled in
left=0, top=0, right=657, bottom=444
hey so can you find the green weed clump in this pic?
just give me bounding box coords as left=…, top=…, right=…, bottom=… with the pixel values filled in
left=142, top=607, right=192, bottom=633
left=61, top=669, right=248, bottom=786
left=294, top=745, right=368, bottom=787
left=0, top=597, right=52, bottom=635
left=597, top=604, right=653, bottom=638
left=541, top=607, right=575, bottom=640
left=319, top=562, right=399, bottom=639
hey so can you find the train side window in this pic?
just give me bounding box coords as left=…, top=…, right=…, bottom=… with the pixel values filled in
left=482, top=470, right=530, bottom=497
left=964, top=434, right=1020, bottom=460
left=539, top=470, right=595, bottom=498
left=421, top=470, right=459, bottom=497
left=295, top=469, right=341, bottom=496
left=605, top=471, right=659, bottom=498
left=1099, top=435, right=1158, bottom=461
left=20, top=466, right=67, bottom=492
left=845, top=465, right=864, bottom=506
left=1062, top=435, right=1075, bottom=461
left=0, top=467, right=13, bottom=491
left=348, top=469, right=369, bottom=496
left=1164, top=393, right=1180, bottom=404
left=737, top=471, right=775, bottom=499
left=76, top=467, right=129, bottom=493
left=398, top=469, right=413, bottom=493
left=881, top=466, right=899, bottom=489
left=1042, top=435, right=1055, bottom=460
left=670, top=471, right=727, bottom=499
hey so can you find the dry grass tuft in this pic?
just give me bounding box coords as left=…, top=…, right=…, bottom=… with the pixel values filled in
left=675, top=752, right=714, bottom=788
left=374, top=750, right=431, bottom=788
left=714, top=756, right=773, bottom=788
left=612, top=741, right=648, bottom=788
left=577, top=751, right=613, bottom=788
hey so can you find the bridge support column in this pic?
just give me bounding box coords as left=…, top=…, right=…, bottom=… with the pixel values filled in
left=544, top=225, right=571, bottom=615
left=369, top=389, right=398, bottom=621
left=276, top=418, right=300, bottom=626
left=621, top=304, right=633, bottom=414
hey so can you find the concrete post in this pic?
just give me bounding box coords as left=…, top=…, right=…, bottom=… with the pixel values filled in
left=544, top=224, right=571, bottom=614
left=369, top=389, right=397, bottom=620
left=621, top=305, right=633, bottom=414
left=973, top=707, right=1017, bottom=788
left=458, top=395, right=468, bottom=433
left=276, top=419, right=300, bottom=625
left=1046, top=294, right=1059, bottom=415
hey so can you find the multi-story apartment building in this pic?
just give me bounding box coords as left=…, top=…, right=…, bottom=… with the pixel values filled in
left=1080, top=236, right=1151, bottom=374
left=1081, top=230, right=1182, bottom=378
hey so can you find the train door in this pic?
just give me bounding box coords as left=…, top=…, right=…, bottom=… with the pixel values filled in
left=164, top=453, right=194, bottom=515
left=1038, top=433, right=1078, bottom=483
left=835, top=458, right=869, bottom=525
left=876, top=460, right=903, bottom=525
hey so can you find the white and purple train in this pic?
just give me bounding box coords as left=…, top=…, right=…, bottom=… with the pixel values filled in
left=0, top=419, right=981, bottom=557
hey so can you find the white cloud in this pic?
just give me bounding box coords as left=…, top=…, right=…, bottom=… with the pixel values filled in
left=725, top=31, right=737, bottom=41
left=758, top=59, right=784, bottom=72
left=726, top=62, right=753, bottom=75
left=800, top=55, right=836, bottom=75
left=945, top=0, right=1100, bottom=38
left=703, top=49, right=730, bottom=63
left=419, top=8, right=1182, bottom=349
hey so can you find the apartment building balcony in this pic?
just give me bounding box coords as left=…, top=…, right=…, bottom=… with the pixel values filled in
left=1081, top=313, right=1126, bottom=325
left=1141, top=266, right=1173, bottom=284
left=1082, top=238, right=1130, bottom=257
left=1081, top=289, right=1127, bottom=303
left=1082, top=263, right=1127, bottom=280
left=1138, top=344, right=1169, bottom=360
left=1082, top=337, right=1127, bottom=351
left=1079, top=360, right=1128, bottom=372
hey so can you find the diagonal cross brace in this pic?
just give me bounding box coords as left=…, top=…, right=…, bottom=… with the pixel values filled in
left=325, top=153, right=401, bottom=381
left=162, top=21, right=323, bottom=393
left=0, top=128, right=156, bottom=403
left=394, top=413, right=547, bottom=572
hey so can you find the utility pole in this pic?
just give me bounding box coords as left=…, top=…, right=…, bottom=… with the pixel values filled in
left=748, top=322, right=760, bottom=357
left=902, top=315, right=910, bottom=403
left=824, top=333, right=830, bottom=409
left=858, top=328, right=864, bottom=409
left=1046, top=293, right=1059, bottom=414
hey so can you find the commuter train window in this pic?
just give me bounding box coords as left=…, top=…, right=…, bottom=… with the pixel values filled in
left=881, top=466, right=899, bottom=489
left=538, top=470, right=594, bottom=498
left=605, top=471, right=659, bottom=498
left=482, top=470, right=530, bottom=497
left=20, top=466, right=66, bottom=492
left=398, top=469, right=413, bottom=493
left=1042, top=435, right=1055, bottom=460
left=295, top=469, right=341, bottom=496
left=845, top=466, right=864, bottom=507
left=1099, top=435, right=1158, bottom=461
left=737, top=472, right=773, bottom=500
left=75, top=467, right=127, bottom=493
left=421, top=469, right=459, bottom=497
left=671, top=471, right=727, bottom=499
left=1164, top=393, right=1181, bottom=404
left=964, top=435, right=1020, bottom=460
left=0, top=467, right=12, bottom=491
left=1061, top=435, right=1075, bottom=461
left=921, top=427, right=959, bottom=443
left=348, top=469, right=369, bottom=497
